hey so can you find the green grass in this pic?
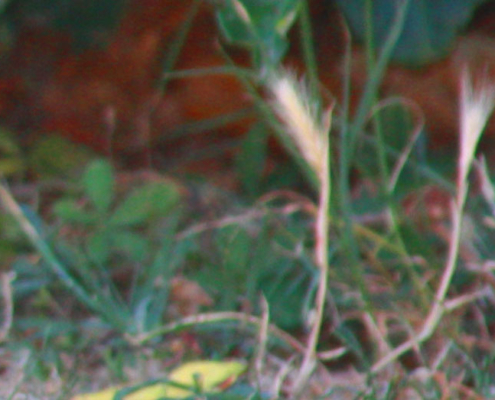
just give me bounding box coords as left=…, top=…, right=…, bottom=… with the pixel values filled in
left=1, top=0, right=495, bottom=398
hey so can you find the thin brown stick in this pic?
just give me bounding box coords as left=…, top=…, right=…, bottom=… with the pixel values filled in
left=0, top=272, right=15, bottom=342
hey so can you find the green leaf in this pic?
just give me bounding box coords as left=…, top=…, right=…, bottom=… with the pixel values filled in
left=28, top=135, right=92, bottom=178
left=258, top=258, right=309, bottom=329
left=53, top=199, right=95, bottom=224
left=0, top=159, right=24, bottom=176
left=220, top=227, right=252, bottom=274
left=0, top=128, right=23, bottom=175
left=5, top=0, right=127, bottom=49
left=87, top=229, right=111, bottom=264
left=334, top=0, right=488, bottom=65
left=235, top=122, right=268, bottom=197
left=109, top=181, right=180, bottom=226
left=111, top=231, right=150, bottom=262
left=334, top=320, right=370, bottom=368
left=195, top=227, right=253, bottom=310
left=82, top=159, right=114, bottom=214
left=215, top=0, right=300, bottom=70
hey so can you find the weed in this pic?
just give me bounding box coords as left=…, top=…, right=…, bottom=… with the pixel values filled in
left=2, top=0, right=495, bottom=398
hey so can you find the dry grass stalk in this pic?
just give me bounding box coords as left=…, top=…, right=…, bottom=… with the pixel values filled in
left=0, top=272, right=15, bottom=342
left=268, top=70, right=333, bottom=395
left=372, top=68, right=495, bottom=373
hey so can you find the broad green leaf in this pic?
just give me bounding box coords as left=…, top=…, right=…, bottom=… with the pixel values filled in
left=28, top=135, right=92, bottom=178
left=221, top=228, right=251, bottom=274
left=111, top=230, right=149, bottom=262
left=235, top=122, right=268, bottom=197
left=5, top=0, right=127, bottom=49
left=53, top=199, right=95, bottom=224
left=334, top=0, right=488, bottom=65
left=87, top=229, right=111, bottom=264
left=109, top=181, right=180, bottom=226
left=82, top=159, right=114, bottom=214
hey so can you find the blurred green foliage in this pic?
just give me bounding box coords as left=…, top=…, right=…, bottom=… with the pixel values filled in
left=54, top=159, right=181, bottom=264
left=3, top=0, right=495, bottom=396
left=0, top=127, right=23, bottom=176
left=2, top=0, right=128, bottom=48
left=8, top=159, right=188, bottom=339
left=334, top=0, right=488, bottom=65
left=216, top=0, right=300, bottom=72
left=28, top=134, right=93, bottom=178
left=190, top=216, right=314, bottom=330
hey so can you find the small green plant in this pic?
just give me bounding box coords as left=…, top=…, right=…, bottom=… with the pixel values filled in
left=1, top=159, right=191, bottom=338
left=53, top=159, right=180, bottom=264
left=189, top=216, right=314, bottom=330
left=211, top=0, right=495, bottom=397
left=4, top=0, right=495, bottom=398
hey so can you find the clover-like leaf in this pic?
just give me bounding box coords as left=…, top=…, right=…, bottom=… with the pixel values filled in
left=86, top=229, right=111, bottom=264
left=82, top=159, right=114, bottom=214
left=109, top=181, right=180, bottom=227
left=53, top=199, right=96, bottom=224
left=111, top=230, right=150, bottom=262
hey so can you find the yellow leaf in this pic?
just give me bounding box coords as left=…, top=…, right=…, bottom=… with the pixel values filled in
left=72, top=360, right=246, bottom=400
left=72, top=383, right=168, bottom=400
left=122, top=383, right=168, bottom=400
left=164, top=360, right=247, bottom=398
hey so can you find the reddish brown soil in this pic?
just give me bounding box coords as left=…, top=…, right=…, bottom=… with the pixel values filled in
left=1, top=0, right=495, bottom=165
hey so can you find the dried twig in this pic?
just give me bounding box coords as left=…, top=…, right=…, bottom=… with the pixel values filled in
left=0, top=272, right=15, bottom=342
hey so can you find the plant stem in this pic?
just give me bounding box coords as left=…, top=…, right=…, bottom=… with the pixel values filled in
left=371, top=184, right=466, bottom=373
left=372, top=69, right=495, bottom=372
left=298, top=0, right=320, bottom=101
left=349, top=0, right=410, bottom=152
left=133, top=311, right=311, bottom=355
left=0, top=181, right=130, bottom=332
left=0, top=272, right=14, bottom=341
left=158, top=0, right=202, bottom=94
left=339, top=0, right=410, bottom=306
left=292, top=124, right=331, bottom=395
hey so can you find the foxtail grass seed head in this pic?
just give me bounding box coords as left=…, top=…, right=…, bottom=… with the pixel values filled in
left=268, top=71, right=329, bottom=176
left=459, top=70, right=495, bottom=183
left=231, top=0, right=251, bottom=25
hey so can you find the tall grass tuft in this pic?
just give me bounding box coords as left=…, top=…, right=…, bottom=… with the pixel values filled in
left=268, top=70, right=333, bottom=394
left=372, top=69, right=495, bottom=373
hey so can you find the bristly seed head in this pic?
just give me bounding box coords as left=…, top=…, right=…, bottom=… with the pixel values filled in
left=268, top=70, right=329, bottom=176
left=459, top=69, right=495, bottom=183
